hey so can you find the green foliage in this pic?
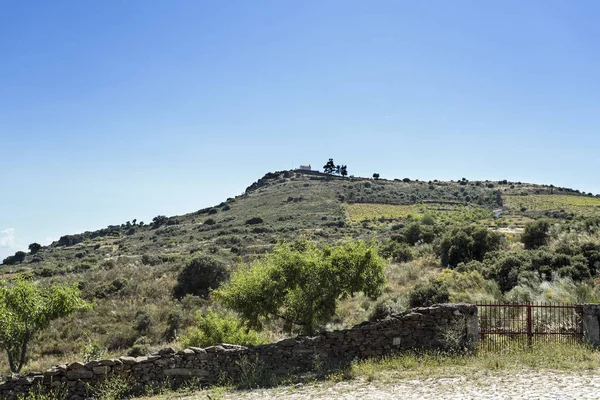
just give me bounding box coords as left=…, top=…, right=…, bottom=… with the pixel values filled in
left=181, top=311, right=267, bottom=348
left=163, top=311, right=182, bottom=342
left=521, top=219, right=551, bottom=249
left=127, top=336, right=151, bottom=357
left=216, top=240, right=386, bottom=334
left=82, top=341, right=107, bottom=362
left=173, top=255, right=229, bottom=299
left=408, top=280, right=450, bottom=307
left=0, top=276, right=88, bottom=372
left=134, top=311, right=152, bottom=335
left=245, top=217, right=264, bottom=225
left=437, top=225, right=504, bottom=267
left=380, top=241, right=414, bottom=263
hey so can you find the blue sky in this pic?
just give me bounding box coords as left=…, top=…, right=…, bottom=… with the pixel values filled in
left=2, top=0, right=600, bottom=258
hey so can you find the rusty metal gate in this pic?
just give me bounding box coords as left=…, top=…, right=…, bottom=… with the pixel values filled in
left=476, top=302, right=584, bottom=350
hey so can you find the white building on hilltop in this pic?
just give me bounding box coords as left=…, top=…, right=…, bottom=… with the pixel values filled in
left=298, top=164, right=312, bottom=171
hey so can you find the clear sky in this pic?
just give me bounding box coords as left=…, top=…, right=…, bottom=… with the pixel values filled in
left=2, top=0, right=600, bottom=259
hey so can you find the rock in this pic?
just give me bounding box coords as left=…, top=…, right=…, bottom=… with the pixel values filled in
left=67, top=362, right=85, bottom=370
left=66, top=369, right=94, bottom=380
left=93, top=366, right=111, bottom=375
left=119, top=357, right=137, bottom=365
left=157, top=347, right=176, bottom=355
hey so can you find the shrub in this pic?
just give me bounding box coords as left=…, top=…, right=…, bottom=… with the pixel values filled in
left=163, top=311, right=182, bottom=342
left=408, top=280, right=450, bottom=307
left=380, top=241, right=414, bottom=263
left=368, top=295, right=406, bottom=321
left=127, top=336, right=151, bottom=357
left=245, top=217, right=264, bottom=225
left=173, top=255, right=229, bottom=299
left=521, top=219, right=551, bottom=249
left=181, top=311, right=267, bottom=348
left=437, top=225, right=503, bottom=267
left=134, top=311, right=151, bottom=335
left=204, top=218, right=216, bottom=225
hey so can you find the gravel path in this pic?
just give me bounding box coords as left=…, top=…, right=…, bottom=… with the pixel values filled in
left=221, top=371, right=600, bottom=399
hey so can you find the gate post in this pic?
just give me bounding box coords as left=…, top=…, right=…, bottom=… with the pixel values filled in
left=582, top=304, right=600, bottom=346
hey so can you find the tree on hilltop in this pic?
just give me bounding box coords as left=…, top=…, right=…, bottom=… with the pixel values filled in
left=323, top=158, right=336, bottom=174
left=323, top=159, right=348, bottom=177
left=28, top=243, right=41, bottom=255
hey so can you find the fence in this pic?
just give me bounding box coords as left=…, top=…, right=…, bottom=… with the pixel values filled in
left=476, top=302, right=584, bottom=350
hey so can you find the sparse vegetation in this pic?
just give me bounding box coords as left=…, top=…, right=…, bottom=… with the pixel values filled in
left=2, top=169, right=600, bottom=387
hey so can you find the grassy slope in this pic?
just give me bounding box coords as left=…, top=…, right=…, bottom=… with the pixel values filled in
left=1, top=171, right=599, bottom=374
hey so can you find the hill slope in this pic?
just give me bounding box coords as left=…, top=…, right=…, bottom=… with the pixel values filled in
left=2, top=170, right=600, bottom=373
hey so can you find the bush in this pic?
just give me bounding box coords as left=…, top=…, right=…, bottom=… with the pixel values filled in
left=134, top=311, right=151, bottom=335
left=127, top=336, right=151, bottom=357
left=163, top=311, right=182, bottom=342
left=408, top=280, right=450, bottom=307
left=380, top=241, right=414, bottom=263
left=437, top=225, right=503, bottom=267
left=204, top=218, right=216, bottom=225
left=368, top=295, right=406, bottom=321
left=173, top=255, right=229, bottom=299
left=181, top=311, right=267, bottom=348
left=521, top=219, right=551, bottom=249
left=245, top=217, right=264, bottom=225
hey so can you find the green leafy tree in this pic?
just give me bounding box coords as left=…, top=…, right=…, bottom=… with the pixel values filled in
left=0, top=276, right=88, bottom=372
left=28, top=243, right=41, bottom=255
left=216, top=240, right=386, bottom=334
left=521, top=219, right=551, bottom=249
left=373, top=173, right=380, bottom=180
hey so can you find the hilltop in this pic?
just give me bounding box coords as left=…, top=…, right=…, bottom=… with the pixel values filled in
left=2, top=169, right=600, bottom=374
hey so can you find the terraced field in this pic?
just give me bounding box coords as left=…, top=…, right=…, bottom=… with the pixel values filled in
left=344, top=203, right=494, bottom=225
left=504, top=194, right=600, bottom=217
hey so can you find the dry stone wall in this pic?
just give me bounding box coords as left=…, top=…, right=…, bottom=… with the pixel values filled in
left=0, top=303, right=477, bottom=400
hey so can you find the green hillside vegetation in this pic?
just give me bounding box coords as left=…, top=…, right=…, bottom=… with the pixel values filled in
left=2, top=170, right=600, bottom=376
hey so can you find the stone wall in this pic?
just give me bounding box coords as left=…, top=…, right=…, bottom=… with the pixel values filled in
left=0, top=303, right=477, bottom=400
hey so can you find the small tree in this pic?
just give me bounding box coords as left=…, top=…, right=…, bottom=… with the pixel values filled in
left=340, top=165, right=348, bottom=177
left=216, top=240, right=386, bottom=334
left=373, top=173, right=380, bottom=180
left=28, top=243, right=42, bottom=255
left=12, top=251, right=26, bottom=264
left=152, top=215, right=168, bottom=229
left=323, top=158, right=336, bottom=174
left=521, top=219, right=551, bottom=249
left=173, top=255, right=229, bottom=299
left=0, top=276, right=88, bottom=373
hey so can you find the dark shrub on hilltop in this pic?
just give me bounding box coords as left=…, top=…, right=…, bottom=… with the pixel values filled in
left=173, top=255, right=229, bottom=299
